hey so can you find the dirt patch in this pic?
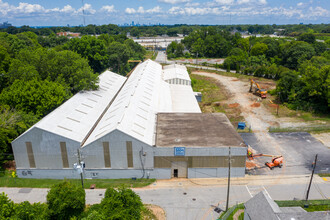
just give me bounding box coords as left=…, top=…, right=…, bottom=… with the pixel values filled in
left=232, top=79, right=239, bottom=81
left=145, top=204, right=166, bottom=220
left=228, top=103, right=240, bottom=108
left=246, top=161, right=258, bottom=169
left=268, top=104, right=278, bottom=108
left=251, top=103, right=261, bottom=107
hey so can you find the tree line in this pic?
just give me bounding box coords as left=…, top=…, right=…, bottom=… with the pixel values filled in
left=2, top=23, right=329, bottom=38
left=0, top=181, right=146, bottom=219
left=0, top=31, right=146, bottom=171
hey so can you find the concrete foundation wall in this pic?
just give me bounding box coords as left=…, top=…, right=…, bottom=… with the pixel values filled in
left=16, top=168, right=172, bottom=179
left=12, top=128, right=81, bottom=169
left=188, top=167, right=245, bottom=178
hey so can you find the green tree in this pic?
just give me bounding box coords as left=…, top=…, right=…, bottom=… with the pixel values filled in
left=47, top=181, right=85, bottom=220
left=281, top=41, right=315, bottom=69
left=96, top=187, right=143, bottom=219
left=0, top=192, right=14, bottom=218
left=14, top=201, right=48, bottom=220
left=250, top=42, right=268, bottom=56
left=0, top=79, right=71, bottom=117
left=297, top=33, right=316, bottom=44
left=107, top=42, right=132, bottom=74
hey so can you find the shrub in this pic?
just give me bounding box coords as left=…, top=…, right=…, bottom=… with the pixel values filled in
left=98, top=187, right=143, bottom=219
left=46, top=181, right=85, bottom=220
left=14, top=201, right=48, bottom=220
left=0, top=192, right=14, bottom=218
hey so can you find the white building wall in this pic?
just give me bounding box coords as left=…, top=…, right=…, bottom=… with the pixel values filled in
left=12, top=127, right=81, bottom=177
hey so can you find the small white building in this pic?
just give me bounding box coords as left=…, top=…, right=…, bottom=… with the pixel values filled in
left=163, top=64, right=191, bottom=85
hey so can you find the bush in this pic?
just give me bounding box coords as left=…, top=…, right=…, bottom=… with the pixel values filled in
left=46, top=181, right=85, bottom=220
left=97, top=187, right=143, bottom=219
left=0, top=192, right=14, bottom=218
left=14, top=201, right=48, bottom=220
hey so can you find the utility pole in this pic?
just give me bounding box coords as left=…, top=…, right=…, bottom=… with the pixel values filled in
left=77, top=149, right=84, bottom=189
left=305, top=154, right=318, bottom=201
left=226, top=147, right=232, bottom=211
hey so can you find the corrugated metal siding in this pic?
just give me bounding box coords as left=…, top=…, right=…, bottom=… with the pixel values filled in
left=60, top=142, right=69, bottom=168
left=126, top=141, right=133, bottom=168
left=154, top=156, right=246, bottom=168
left=25, top=142, right=36, bottom=168
left=103, top=142, right=111, bottom=168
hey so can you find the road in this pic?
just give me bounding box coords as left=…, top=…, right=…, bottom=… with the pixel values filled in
left=1, top=175, right=329, bottom=220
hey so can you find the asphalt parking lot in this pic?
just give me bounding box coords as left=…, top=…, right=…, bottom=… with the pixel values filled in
left=240, top=132, right=330, bottom=175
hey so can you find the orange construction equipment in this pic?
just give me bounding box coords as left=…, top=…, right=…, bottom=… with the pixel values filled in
left=247, top=148, right=283, bottom=169
left=249, top=79, right=267, bottom=98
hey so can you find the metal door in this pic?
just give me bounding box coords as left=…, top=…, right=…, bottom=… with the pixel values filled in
left=171, top=161, right=187, bottom=178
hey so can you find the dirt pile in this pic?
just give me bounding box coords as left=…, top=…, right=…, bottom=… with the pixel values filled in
left=228, top=103, right=240, bottom=108
left=251, top=103, right=261, bottom=107
left=268, top=104, right=278, bottom=108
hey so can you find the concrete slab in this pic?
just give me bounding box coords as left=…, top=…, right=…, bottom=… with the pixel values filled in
left=240, top=132, right=330, bottom=175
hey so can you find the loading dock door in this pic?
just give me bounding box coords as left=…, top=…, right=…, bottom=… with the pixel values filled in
left=171, top=161, right=187, bottom=178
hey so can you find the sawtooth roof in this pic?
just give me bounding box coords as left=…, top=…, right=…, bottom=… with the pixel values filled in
left=15, top=70, right=126, bottom=143
left=84, top=60, right=172, bottom=146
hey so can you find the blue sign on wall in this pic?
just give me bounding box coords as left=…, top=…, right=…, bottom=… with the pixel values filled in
left=174, top=147, right=185, bottom=156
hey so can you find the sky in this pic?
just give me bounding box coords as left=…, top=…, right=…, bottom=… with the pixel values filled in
left=0, top=0, right=329, bottom=26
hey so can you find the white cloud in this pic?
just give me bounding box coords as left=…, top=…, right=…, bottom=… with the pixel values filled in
left=237, top=0, right=251, bottom=4
left=259, top=0, right=267, bottom=4
left=77, top=4, right=96, bottom=15
left=158, top=0, right=190, bottom=4
left=125, top=7, right=136, bottom=14
left=147, top=6, right=162, bottom=13
left=60, top=5, right=75, bottom=13
left=101, top=5, right=115, bottom=13
left=125, top=6, right=162, bottom=14
left=297, top=2, right=304, bottom=6
left=215, top=0, right=234, bottom=5
left=185, top=2, right=200, bottom=7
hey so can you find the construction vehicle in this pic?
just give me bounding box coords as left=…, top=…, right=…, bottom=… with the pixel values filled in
left=128, top=60, right=142, bottom=63
left=249, top=79, right=267, bottom=98
left=247, top=148, right=283, bottom=169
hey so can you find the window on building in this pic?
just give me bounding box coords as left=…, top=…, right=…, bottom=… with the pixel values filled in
left=25, top=142, right=36, bottom=168
left=103, top=142, right=111, bottom=168
left=60, top=142, right=69, bottom=168
left=126, top=141, right=133, bottom=168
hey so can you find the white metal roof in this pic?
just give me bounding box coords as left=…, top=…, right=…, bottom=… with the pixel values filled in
left=169, top=84, right=201, bottom=113
left=84, top=60, right=172, bottom=146
left=162, top=64, right=191, bottom=82
left=18, top=71, right=126, bottom=143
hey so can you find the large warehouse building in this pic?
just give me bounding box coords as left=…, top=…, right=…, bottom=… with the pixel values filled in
left=12, top=60, right=247, bottom=179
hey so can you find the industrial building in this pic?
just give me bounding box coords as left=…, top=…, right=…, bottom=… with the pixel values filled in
left=12, top=60, right=247, bottom=179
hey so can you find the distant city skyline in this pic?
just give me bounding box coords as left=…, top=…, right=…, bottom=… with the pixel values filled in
left=0, top=0, right=329, bottom=26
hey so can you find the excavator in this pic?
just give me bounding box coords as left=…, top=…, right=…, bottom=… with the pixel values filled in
left=247, top=148, right=283, bottom=169
left=249, top=79, right=267, bottom=99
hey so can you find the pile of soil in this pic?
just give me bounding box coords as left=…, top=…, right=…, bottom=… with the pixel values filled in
left=251, top=103, right=261, bottom=107
left=228, top=103, right=240, bottom=108
left=231, top=79, right=239, bottom=81
left=268, top=104, right=278, bottom=108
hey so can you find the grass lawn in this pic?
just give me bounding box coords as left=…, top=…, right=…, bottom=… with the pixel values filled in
left=190, top=74, right=246, bottom=129
left=319, top=173, right=330, bottom=177
left=0, top=171, right=155, bottom=189
left=275, top=199, right=330, bottom=212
